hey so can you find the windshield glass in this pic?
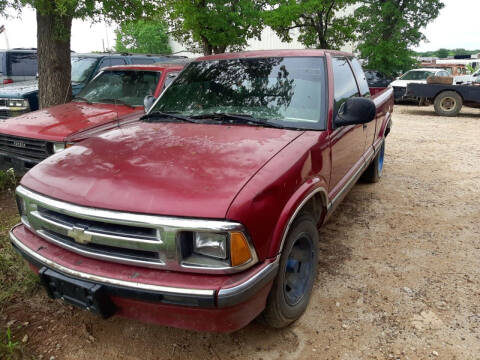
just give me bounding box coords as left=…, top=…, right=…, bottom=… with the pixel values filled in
left=75, top=70, right=161, bottom=106
left=400, top=70, right=435, bottom=81
left=71, top=57, right=98, bottom=83
left=151, top=56, right=326, bottom=129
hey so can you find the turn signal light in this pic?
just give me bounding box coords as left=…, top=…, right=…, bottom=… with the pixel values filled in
left=230, top=232, right=252, bottom=266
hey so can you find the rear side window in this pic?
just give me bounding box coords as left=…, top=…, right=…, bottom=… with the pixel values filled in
left=332, top=57, right=360, bottom=119
left=131, top=58, right=156, bottom=64
left=349, top=58, right=370, bottom=97
left=99, top=57, right=127, bottom=68
left=7, top=52, right=38, bottom=76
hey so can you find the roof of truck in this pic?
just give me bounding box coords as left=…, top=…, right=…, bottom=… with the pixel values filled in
left=196, top=49, right=353, bottom=61
left=101, top=63, right=185, bottom=72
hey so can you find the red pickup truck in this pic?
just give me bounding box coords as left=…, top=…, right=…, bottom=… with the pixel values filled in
left=10, top=50, right=393, bottom=332
left=0, top=63, right=184, bottom=175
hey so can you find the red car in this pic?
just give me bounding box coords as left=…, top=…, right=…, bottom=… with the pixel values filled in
left=0, top=62, right=184, bottom=174
left=10, top=50, right=394, bottom=332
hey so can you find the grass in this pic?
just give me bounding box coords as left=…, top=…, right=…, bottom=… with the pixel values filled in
left=0, top=169, right=17, bottom=192
left=0, top=191, right=39, bottom=307
left=0, top=327, right=21, bottom=360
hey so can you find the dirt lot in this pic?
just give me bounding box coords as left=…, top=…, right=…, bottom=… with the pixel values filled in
left=1, top=104, right=480, bottom=360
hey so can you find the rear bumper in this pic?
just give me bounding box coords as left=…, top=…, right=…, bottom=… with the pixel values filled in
left=10, top=224, right=278, bottom=332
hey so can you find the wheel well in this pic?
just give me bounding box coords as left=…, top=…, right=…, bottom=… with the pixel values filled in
left=435, top=90, right=464, bottom=103
left=297, top=191, right=327, bottom=224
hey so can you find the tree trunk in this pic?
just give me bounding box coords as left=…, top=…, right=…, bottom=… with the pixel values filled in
left=36, top=10, right=73, bottom=109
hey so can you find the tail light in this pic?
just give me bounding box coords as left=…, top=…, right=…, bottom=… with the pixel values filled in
left=3, top=79, right=13, bottom=84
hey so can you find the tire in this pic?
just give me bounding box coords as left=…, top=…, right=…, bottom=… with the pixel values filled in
left=263, top=213, right=319, bottom=328
left=362, top=141, right=385, bottom=183
left=434, top=91, right=463, bottom=117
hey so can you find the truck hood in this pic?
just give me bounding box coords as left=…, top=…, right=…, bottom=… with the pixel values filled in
left=22, top=122, right=303, bottom=219
left=0, top=80, right=39, bottom=97
left=390, top=79, right=428, bottom=88
left=0, top=102, right=143, bottom=141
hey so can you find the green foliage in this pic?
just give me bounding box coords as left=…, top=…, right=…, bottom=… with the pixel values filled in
left=0, top=169, right=16, bottom=191
left=0, top=328, right=19, bottom=359
left=115, top=18, right=172, bottom=55
left=264, top=0, right=357, bottom=49
left=356, top=0, right=444, bottom=76
left=436, top=48, right=449, bottom=59
left=0, top=193, right=38, bottom=307
left=416, top=48, right=480, bottom=58
left=164, top=0, right=265, bottom=55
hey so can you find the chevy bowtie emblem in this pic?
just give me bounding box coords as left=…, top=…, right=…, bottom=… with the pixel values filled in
left=68, top=226, right=92, bottom=245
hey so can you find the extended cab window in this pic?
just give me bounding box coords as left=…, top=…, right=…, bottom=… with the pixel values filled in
left=332, top=57, right=359, bottom=119
left=152, top=57, right=327, bottom=130
left=349, top=58, right=370, bottom=97
left=75, top=70, right=160, bottom=106
left=8, top=52, right=38, bottom=76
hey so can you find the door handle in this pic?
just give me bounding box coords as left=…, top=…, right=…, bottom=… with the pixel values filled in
left=363, top=123, right=368, bottom=129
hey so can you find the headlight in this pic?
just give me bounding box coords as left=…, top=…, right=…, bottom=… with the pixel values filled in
left=53, top=142, right=66, bottom=153
left=52, top=142, right=74, bottom=153
left=7, top=99, right=29, bottom=109
left=194, top=232, right=227, bottom=259
left=181, top=231, right=254, bottom=269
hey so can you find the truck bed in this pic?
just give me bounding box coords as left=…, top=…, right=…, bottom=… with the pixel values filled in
left=406, top=83, right=480, bottom=104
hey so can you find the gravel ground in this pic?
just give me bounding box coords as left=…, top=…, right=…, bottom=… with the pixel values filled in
left=2, top=105, right=480, bottom=360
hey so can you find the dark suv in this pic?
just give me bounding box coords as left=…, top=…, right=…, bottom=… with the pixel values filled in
left=0, top=53, right=185, bottom=118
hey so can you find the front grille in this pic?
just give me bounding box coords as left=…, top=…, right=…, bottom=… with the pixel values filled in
left=0, top=99, right=7, bottom=107
left=16, top=185, right=247, bottom=273
left=0, top=134, right=50, bottom=162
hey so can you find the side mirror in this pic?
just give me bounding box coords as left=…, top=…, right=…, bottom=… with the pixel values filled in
left=143, top=95, right=156, bottom=113
left=334, top=97, right=376, bottom=127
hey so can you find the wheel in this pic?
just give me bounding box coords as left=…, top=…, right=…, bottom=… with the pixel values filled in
left=434, top=91, right=463, bottom=116
left=362, top=141, right=385, bottom=183
left=263, top=213, right=319, bottom=328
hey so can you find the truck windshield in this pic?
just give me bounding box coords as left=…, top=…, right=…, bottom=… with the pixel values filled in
left=400, top=71, right=435, bottom=80
left=151, top=56, right=326, bottom=129
left=71, top=57, right=98, bottom=83
left=75, top=70, right=160, bottom=106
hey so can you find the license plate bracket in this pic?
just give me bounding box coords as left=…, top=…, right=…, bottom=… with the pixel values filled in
left=39, top=267, right=115, bottom=318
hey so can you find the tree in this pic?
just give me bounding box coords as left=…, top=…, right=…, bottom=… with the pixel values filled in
left=356, top=0, right=444, bottom=76
left=264, top=0, right=358, bottom=50
left=436, top=48, right=449, bottom=58
left=115, top=18, right=172, bottom=55
left=0, top=1, right=160, bottom=109
left=164, top=0, right=265, bottom=55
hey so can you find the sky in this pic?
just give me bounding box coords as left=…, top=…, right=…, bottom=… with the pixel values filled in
left=0, top=7, right=116, bottom=53
left=414, top=0, right=480, bottom=52
left=0, top=0, right=477, bottom=53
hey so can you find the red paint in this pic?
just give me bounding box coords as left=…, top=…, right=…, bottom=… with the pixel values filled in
left=13, top=224, right=274, bottom=332
left=0, top=64, right=183, bottom=142
left=14, top=50, right=394, bottom=331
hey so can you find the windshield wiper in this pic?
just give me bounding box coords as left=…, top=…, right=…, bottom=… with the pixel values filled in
left=97, top=98, right=136, bottom=108
left=141, top=111, right=199, bottom=124
left=190, top=112, right=286, bottom=129
left=73, top=96, right=92, bottom=104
